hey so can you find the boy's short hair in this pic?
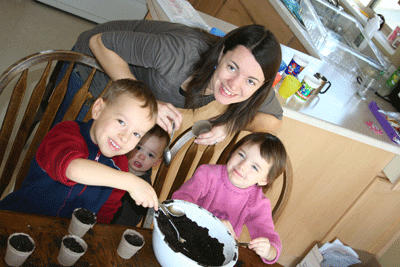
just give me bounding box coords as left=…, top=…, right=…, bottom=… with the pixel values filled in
left=227, top=132, right=287, bottom=188
left=102, top=79, right=158, bottom=120
left=144, top=124, right=170, bottom=150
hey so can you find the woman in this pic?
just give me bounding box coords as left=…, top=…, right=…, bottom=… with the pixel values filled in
left=59, top=20, right=282, bottom=145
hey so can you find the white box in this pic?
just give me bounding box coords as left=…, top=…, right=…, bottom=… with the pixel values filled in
left=296, top=244, right=323, bottom=267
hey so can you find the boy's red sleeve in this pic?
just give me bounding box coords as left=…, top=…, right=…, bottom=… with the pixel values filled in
left=96, top=188, right=126, bottom=224
left=36, top=121, right=89, bottom=187
left=97, top=154, right=129, bottom=224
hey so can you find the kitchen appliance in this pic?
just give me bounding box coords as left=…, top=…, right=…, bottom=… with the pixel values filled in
left=36, top=0, right=148, bottom=24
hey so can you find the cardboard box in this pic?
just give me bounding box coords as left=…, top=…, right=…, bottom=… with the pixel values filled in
left=297, top=244, right=381, bottom=267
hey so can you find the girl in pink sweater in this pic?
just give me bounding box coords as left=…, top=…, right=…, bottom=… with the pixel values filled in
left=172, top=132, right=287, bottom=264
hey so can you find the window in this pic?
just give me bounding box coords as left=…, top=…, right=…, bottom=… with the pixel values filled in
left=359, top=0, right=400, bottom=29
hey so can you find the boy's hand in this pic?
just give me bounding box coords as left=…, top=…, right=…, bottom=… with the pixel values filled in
left=219, top=219, right=238, bottom=240
left=127, top=177, right=159, bottom=211
left=248, top=237, right=277, bottom=261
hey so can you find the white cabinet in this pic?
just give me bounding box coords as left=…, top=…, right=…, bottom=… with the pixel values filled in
left=36, top=0, right=148, bottom=24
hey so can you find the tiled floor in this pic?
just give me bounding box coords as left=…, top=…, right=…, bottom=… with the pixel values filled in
left=0, top=0, right=96, bottom=75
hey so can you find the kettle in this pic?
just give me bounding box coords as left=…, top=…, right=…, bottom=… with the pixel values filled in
left=312, top=73, right=331, bottom=95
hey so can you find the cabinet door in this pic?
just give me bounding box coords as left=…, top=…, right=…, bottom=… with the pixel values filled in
left=239, top=0, right=294, bottom=45
left=191, top=0, right=226, bottom=16
left=215, top=0, right=254, bottom=27
left=322, top=177, right=400, bottom=256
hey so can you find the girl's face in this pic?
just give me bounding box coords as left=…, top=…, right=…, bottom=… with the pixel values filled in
left=226, top=142, right=272, bottom=189
left=90, top=94, right=155, bottom=158
left=208, top=45, right=265, bottom=105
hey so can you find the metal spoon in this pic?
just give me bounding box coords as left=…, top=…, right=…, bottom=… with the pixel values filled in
left=163, top=120, right=175, bottom=166
left=158, top=201, right=186, bottom=243
left=237, top=242, right=249, bottom=247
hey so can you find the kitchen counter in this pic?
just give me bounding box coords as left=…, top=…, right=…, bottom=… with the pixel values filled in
left=278, top=45, right=400, bottom=156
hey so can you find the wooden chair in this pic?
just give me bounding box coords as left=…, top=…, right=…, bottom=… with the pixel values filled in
left=142, top=126, right=293, bottom=240
left=0, top=50, right=111, bottom=198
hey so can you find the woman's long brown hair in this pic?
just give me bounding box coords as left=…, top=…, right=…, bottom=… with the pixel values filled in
left=185, top=25, right=282, bottom=134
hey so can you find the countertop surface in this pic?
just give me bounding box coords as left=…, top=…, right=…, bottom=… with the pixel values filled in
left=278, top=45, right=400, bottom=155
left=147, top=0, right=400, bottom=156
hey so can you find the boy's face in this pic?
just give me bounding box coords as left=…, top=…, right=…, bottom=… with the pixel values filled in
left=226, top=143, right=271, bottom=189
left=90, top=94, right=155, bottom=158
left=127, top=134, right=167, bottom=173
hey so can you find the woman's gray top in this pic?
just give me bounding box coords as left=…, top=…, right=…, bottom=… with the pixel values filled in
left=74, top=20, right=283, bottom=119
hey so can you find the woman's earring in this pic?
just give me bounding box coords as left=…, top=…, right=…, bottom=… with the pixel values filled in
left=214, top=65, right=217, bottom=69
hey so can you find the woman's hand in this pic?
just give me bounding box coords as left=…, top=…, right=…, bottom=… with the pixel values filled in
left=195, top=124, right=228, bottom=145
left=219, top=219, right=238, bottom=240
left=248, top=237, right=277, bottom=261
left=156, top=101, right=183, bottom=134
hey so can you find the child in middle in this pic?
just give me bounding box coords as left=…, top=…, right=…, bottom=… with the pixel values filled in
left=112, top=125, right=170, bottom=226
left=172, top=132, right=287, bottom=264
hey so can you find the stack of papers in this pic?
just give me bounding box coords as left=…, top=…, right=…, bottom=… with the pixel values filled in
left=319, top=239, right=361, bottom=267
left=297, top=239, right=362, bottom=267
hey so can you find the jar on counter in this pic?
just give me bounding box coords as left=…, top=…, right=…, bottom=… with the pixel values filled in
left=386, top=66, right=400, bottom=88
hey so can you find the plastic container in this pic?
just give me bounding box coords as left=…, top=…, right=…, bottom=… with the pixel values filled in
left=386, top=66, right=400, bottom=88
left=354, top=14, right=382, bottom=50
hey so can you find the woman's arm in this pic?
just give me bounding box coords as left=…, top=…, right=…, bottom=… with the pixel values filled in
left=195, top=112, right=282, bottom=146
left=89, top=33, right=137, bottom=81
left=245, top=112, right=282, bottom=133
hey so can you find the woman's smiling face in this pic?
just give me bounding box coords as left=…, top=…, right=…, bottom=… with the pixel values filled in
left=208, top=45, right=265, bottom=105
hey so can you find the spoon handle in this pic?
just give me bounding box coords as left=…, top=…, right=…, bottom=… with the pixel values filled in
left=237, top=242, right=249, bottom=247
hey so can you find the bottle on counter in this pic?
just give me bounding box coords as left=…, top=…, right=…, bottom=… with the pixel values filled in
left=386, top=65, right=400, bottom=88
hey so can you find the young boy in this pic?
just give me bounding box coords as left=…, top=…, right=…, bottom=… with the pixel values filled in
left=112, top=125, right=170, bottom=226
left=0, top=79, right=160, bottom=223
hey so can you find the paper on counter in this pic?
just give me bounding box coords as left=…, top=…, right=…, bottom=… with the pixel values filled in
left=319, top=239, right=361, bottom=267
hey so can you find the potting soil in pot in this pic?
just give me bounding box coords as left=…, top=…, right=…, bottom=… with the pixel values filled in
left=75, top=208, right=96, bottom=224
left=125, top=234, right=144, bottom=246
left=63, top=237, right=85, bottom=253
left=157, top=211, right=225, bottom=266
left=10, top=234, right=34, bottom=252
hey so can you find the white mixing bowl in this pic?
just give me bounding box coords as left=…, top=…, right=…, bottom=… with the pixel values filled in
left=152, top=199, right=238, bottom=267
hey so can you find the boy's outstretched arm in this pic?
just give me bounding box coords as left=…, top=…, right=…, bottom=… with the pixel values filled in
left=66, top=158, right=159, bottom=211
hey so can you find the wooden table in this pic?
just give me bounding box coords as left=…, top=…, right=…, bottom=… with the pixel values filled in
left=0, top=210, right=282, bottom=266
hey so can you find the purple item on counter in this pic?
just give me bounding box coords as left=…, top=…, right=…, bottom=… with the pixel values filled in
left=369, top=101, right=400, bottom=144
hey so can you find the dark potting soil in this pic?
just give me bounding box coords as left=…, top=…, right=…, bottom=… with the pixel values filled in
left=125, top=234, right=144, bottom=246
left=63, top=237, right=84, bottom=253
left=75, top=208, right=96, bottom=224
left=10, top=234, right=34, bottom=252
left=157, top=211, right=225, bottom=266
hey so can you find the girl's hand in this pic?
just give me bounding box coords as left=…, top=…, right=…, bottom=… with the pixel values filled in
left=156, top=101, right=183, bottom=134
left=248, top=237, right=277, bottom=261
left=219, top=219, right=238, bottom=241
left=195, top=124, right=228, bottom=146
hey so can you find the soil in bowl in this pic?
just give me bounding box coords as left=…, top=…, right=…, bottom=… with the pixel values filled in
left=157, top=211, right=225, bottom=266
left=74, top=208, right=96, bottom=224
left=63, top=237, right=85, bottom=253
left=125, top=234, right=144, bottom=246
left=10, top=234, right=35, bottom=252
